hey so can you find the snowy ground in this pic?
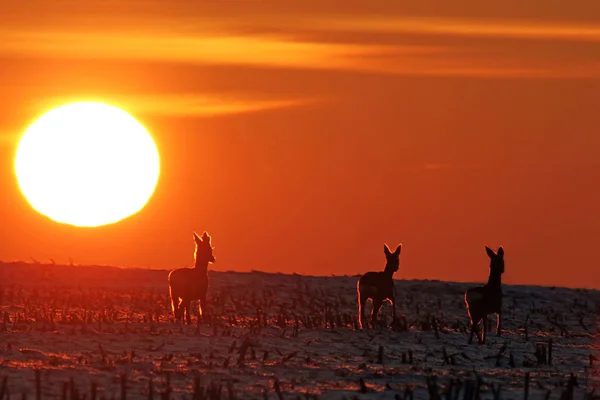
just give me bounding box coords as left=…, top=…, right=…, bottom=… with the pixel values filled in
left=0, top=262, right=598, bottom=400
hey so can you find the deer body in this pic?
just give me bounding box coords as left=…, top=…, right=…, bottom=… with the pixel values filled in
left=168, top=232, right=215, bottom=324
left=357, top=244, right=401, bottom=329
left=464, top=246, right=504, bottom=344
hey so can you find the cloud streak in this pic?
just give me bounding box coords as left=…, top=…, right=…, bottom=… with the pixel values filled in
left=1, top=8, right=599, bottom=80
left=124, top=94, right=317, bottom=118
left=0, top=29, right=428, bottom=69
left=0, top=93, right=317, bottom=147
left=304, top=17, right=600, bottom=43
left=33, top=92, right=316, bottom=117
left=2, top=28, right=597, bottom=80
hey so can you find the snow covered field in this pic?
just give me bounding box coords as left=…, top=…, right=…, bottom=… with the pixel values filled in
left=0, top=262, right=598, bottom=399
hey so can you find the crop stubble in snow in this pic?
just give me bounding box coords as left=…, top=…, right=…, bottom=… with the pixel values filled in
left=0, top=262, right=599, bottom=399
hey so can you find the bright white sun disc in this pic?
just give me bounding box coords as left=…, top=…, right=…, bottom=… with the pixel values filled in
left=15, top=102, right=160, bottom=227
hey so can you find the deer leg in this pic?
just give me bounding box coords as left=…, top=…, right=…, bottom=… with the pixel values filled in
left=173, top=297, right=183, bottom=322
left=390, top=295, right=397, bottom=323
left=169, top=287, right=180, bottom=320
left=475, top=320, right=483, bottom=344
left=185, top=301, right=192, bottom=325
left=199, top=294, right=207, bottom=324
left=468, top=321, right=475, bottom=344
left=170, top=296, right=178, bottom=320
left=179, top=298, right=187, bottom=324
left=469, top=317, right=482, bottom=344
left=481, top=315, right=488, bottom=344
left=358, top=294, right=367, bottom=329
left=496, top=313, right=502, bottom=336
left=468, top=317, right=480, bottom=344
left=371, top=298, right=383, bottom=328
left=177, top=304, right=184, bottom=321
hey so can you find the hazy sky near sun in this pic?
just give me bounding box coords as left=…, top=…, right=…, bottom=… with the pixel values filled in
left=1, top=0, right=599, bottom=288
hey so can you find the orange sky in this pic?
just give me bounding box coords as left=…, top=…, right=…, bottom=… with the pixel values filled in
left=1, top=0, right=599, bottom=288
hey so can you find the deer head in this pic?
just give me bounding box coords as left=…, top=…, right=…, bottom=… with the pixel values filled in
left=383, top=243, right=402, bottom=273
left=194, top=231, right=216, bottom=264
left=485, top=245, right=504, bottom=275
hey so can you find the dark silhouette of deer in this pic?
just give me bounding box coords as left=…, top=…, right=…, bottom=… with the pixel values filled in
left=357, top=244, right=402, bottom=329
left=168, top=232, right=215, bottom=324
left=464, top=245, right=504, bottom=344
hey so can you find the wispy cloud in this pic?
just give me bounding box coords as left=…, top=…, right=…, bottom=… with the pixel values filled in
left=303, top=16, right=600, bottom=42
left=0, top=29, right=430, bottom=70
left=2, top=28, right=596, bottom=80
left=5, top=3, right=599, bottom=43
left=1, top=10, right=599, bottom=80
left=290, top=16, right=600, bottom=78
left=127, top=94, right=316, bottom=117
left=370, top=63, right=600, bottom=79
left=32, top=93, right=317, bottom=118
left=0, top=93, right=316, bottom=147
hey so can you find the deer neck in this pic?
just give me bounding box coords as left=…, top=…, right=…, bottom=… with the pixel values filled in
left=194, top=258, right=209, bottom=274
left=486, top=271, right=502, bottom=288
left=383, top=264, right=397, bottom=278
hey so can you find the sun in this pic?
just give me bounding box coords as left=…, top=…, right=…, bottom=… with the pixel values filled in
left=14, top=102, right=160, bottom=227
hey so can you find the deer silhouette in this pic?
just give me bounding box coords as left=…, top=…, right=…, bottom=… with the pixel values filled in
left=168, top=232, right=215, bottom=324
left=357, top=244, right=401, bottom=329
left=464, top=245, right=504, bottom=344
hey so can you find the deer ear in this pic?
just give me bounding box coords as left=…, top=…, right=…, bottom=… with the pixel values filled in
left=497, top=246, right=504, bottom=257
left=384, top=244, right=391, bottom=256
left=193, top=232, right=202, bottom=243
left=394, top=244, right=402, bottom=255
left=202, top=231, right=211, bottom=244
left=485, top=245, right=496, bottom=258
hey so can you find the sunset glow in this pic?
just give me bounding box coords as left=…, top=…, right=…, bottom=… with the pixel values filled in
left=0, top=0, right=598, bottom=288
left=1, top=1, right=599, bottom=398
left=14, top=102, right=160, bottom=227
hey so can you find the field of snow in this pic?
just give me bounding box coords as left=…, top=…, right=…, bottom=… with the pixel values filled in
left=0, top=262, right=598, bottom=400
